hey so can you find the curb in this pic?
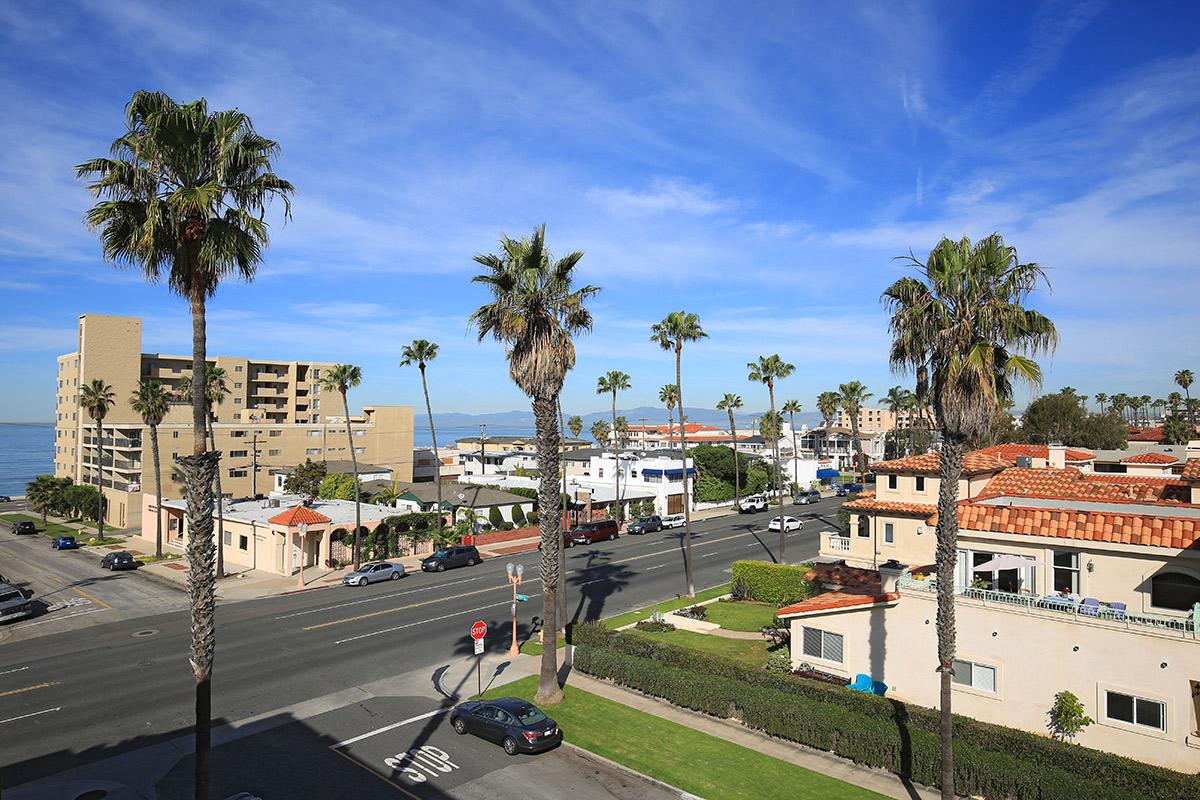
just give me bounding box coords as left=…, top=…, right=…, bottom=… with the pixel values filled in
left=279, top=582, right=337, bottom=596
left=562, top=742, right=703, bottom=800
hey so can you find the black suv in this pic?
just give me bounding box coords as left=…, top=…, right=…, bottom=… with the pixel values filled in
left=102, top=551, right=138, bottom=571
left=421, top=545, right=481, bottom=572
left=627, top=515, right=662, bottom=534
left=11, top=521, right=36, bottom=535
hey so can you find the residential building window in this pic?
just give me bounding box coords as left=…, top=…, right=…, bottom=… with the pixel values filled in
left=269, top=430, right=281, bottom=437
left=307, top=430, right=321, bottom=437
left=312, top=369, right=321, bottom=379
left=223, top=530, right=232, bottom=545
left=887, top=475, right=897, bottom=490
left=230, top=430, right=246, bottom=438
left=233, top=413, right=241, bottom=421
left=856, top=515, right=869, bottom=538
left=234, top=398, right=242, bottom=405
left=353, top=429, right=366, bottom=436
left=1105, top=691, right=1165, bottom=732
left=1149, top=572, right=1200, bottom=611
left=1053, top=551, right=1080, bottom=594
left=269, top=449, right=281, bottom=456
left=235, top=365, right=243, bottom=372
left=914, top=476, right=926, bottom=492
left=951, top=659, right=996, bottom=692
left=230, top=450, right=248, bottom=458
left=239, top=535, right=249, bottom=551
left=884, top=522, right=894, bottom=544
left=801, top=627, right=843, bottom=663
left=235, top=382, right=242, bottom=388
left=354, top=447, right=365, bottom=454
left=229, top=469, right=247, bottom=478
left=306, top=448, right=321, bottom=456
left=172, top=431, right=179, bottom=439
left=645, top=474, right=661, bottom=483
left=312, top=398, right=320, bottom=409
left=598, top=468, right=605, bottom=479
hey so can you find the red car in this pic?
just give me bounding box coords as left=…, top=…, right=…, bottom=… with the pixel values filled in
left=569, top=519, right=619, bottom=545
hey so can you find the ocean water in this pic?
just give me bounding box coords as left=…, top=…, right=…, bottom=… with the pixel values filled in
left=0, top=421, right=534, bottom=496
left=0, top=423, right=54, bottom=496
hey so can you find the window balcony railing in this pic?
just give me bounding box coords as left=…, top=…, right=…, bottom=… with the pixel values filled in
left=897, top=574, right=1198, bottom=639
left=824, top=532, right=852, bottom=553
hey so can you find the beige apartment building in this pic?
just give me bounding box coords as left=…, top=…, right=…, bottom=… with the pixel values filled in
left=55, top=314, right=414, bottom=530
left=830, top=405, right=925, bottom=434
left=788, top=446, right=1200, bottom=771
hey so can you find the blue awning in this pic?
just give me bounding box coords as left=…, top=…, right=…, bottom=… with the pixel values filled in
left=665, top=468, right=697, bottom=476
left=816, top=469, right=839, bottom=479
left=642, top=468, right=664, bottom=477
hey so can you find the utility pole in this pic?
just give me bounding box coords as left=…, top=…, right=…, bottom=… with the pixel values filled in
left=479, top=423, right=488, bottom=477
left=250, top=432, right=263, bottom=498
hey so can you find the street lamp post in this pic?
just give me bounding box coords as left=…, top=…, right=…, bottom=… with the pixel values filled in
left=505, top=562, right=523, bottom=656
left=297, top=522, right=308, bottom=588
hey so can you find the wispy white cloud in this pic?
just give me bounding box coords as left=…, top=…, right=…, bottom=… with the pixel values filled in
left=587, top=178, right=735, bottom=216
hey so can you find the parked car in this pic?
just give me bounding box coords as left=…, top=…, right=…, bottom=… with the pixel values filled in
left=344, top=561, right=406, bottom=585
left=451, top=697, right=562, bottom=755
left=421, top=546, right=481, bottom=572
left=794, top=489, right=821, bottom=504
left=768, top=516, right=803, bottom=532
left=570, top=519, right=619, bottom=544
left=0, top=495, right=12, bottom=503
left=738, top=494, right=768, bottom=513
left=51, top=535, right=79, bottom=550
left=835, top=482, right=865, bottom=497
left=538, top=531, right=575, bottom=552
left=11, top=520, right=36, bottom=535
left=627, top=515, right=662, bottom=535
left=660, top=513, right=686, bottom=529
left=0, top=583, right=32, bottom=623
left=101, top=551, right=138, bottom=570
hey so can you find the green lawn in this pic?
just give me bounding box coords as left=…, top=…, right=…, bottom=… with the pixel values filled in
left=626, top=626, right=775, bottom=668
left=480, top=676, right=887, bottom=800
left=2, top=513, right=80, bottom=538
left=705, top=599, right=778, bottom=632
left=601, top=582, right=732, bottom=629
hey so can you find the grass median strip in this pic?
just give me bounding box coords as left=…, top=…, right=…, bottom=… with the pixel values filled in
left=480, top=675, right=887, bottom=800
left=703, top=599, right=778, bottom=631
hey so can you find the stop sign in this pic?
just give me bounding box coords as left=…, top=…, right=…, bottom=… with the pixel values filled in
left=470, top=620, right=487, bottom=640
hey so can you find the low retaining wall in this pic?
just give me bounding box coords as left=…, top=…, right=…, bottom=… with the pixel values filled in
left=463, top=526, right=539, bottom=546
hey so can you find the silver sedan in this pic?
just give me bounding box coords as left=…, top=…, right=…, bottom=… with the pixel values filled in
left=343, top=561, right=406, bottom=586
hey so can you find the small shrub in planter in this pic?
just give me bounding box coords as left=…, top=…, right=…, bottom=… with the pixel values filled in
left=634, top=620, right=676, bottom=633
left=760, top=616, right=790, bottom=647
left=675, top=604, right=708, bottom=621
left=765, top=652, right=793, bottom=673
left=730, top=576, right=751, bottom=600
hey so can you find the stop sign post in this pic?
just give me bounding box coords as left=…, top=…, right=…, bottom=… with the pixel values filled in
left=471, top=620, right=487, bottom=695
left=471, top=620, right=487, bottom=640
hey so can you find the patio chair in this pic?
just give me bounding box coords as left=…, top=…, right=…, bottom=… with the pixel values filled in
left=845, top=673, right=873, bottom=693
left=1107, top=601, right=1127, bottom=620
left=1078, top=597, right=1101, bottom=617
left=871, top=680, right=888, bottom=696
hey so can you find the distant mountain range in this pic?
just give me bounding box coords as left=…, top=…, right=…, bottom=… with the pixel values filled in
left=422, top=406, right=823, bottom=432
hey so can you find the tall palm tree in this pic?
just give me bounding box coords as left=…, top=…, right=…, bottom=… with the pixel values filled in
left=597, top=371, right=631, bottom=519
left=131, top=380, right=170, bottom=559
left=471, top=223, right=598, bottom=706
left=78, top=90, right=293, bottom=799
left=1167, top=391, right=1183, bottom=416
left=1152, top=398, right=1166, bottom=423
left=180, top=367, right=230, bottom=578
left=26, top=475, right=57, bottom=526
left=838, top=381, right=873, bottom=478
left=651, top=312, right=708, bottom=597
left=816, top=390, right=840, bottom=462
left=1174, top=370, right=1193, bottom=425
left=590, top=419, right=611, bottom=446
left=1111, top=392, right=1128, bottom=424
left=782, top=399, right=803, bottom=493
left=748, top=355, right=794, bottom=559
left=883, top=385, right=912, bottom=457
left=567, top=414, right=583, bottom=440
left=79, top=379, right=116, bottom=538
left=1094, top=392, right=1108, bottom=415
left=659, top=384, right=679, bottom=451
left=884, top=233, right=1056, bottom=800
left=321, top=365, right=364, bottom=569
left=1138, top=395, right=1152, bottom=428
left=401, top=341, right=443, bottom=543
left=716, top=393, right=743, bottom=507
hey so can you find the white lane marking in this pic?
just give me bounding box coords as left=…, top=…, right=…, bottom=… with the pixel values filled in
left=15, top=609, right=102, bottom=628
left=745, top=543, right=758, bottom=548
left=334, top=600, right=510, bottom=645
left=0, top=707, right=61, bottom=725
left=274, top=575, right=488, bottom=620
left=0, top=666, right=29, bottom=677
left=332, top=708, right=448, bottom=748
left=645, top=564, right=666, bottom=571
left=700, top=552, right=721, bottom=558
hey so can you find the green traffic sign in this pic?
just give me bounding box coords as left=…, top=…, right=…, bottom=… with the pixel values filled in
left=515, top=594, right=530, bottom=602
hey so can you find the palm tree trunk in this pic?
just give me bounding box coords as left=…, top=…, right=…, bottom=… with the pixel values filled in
left=611, top=392, right=619, bottom=525
left=790, top=416, right=798, bottom=498
left=557, top=400, right=568, bottom=637
left=768, top=383, right=784, bottom=562
left=675, top=346, right=695, bottom=598
left=96, top=417, right=105, bottom=539
left=935, top=437, right=963, bottom=800
left=728, top=409, right=740, bottom=508
left=532, top=393, right=563, bottom=705
left=208, top=414, right=224, bottom=579
left=183, top=285, right=216, bottom=800
left=666, top=405, right=674, bottom=451
left=343, top=389, right=360, bottom=571
left=1186, top=387, right=1194, bottom=426
left=420, top=365, right=443, bottom=544
left=151, top=423, right=163, bottom=559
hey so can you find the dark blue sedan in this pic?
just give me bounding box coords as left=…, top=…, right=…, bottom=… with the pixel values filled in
left=51, top=535, right=79, bottom=550
left=450, top=697, right=562, bottom=755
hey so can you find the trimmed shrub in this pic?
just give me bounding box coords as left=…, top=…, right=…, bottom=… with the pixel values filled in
left=634, top=620, right=676, bottom=633
left=675, top=604, right=707, bottom=621
left=512, top=504, right=527, bottom=525
left=488, top=506, right=504, bottom=528
left=573, top=630, right=1199, bottom=800
left=730, top=560, right=815, bottom=606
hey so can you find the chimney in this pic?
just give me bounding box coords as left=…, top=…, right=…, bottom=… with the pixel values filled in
left=1048, top=442, right=1066, bottom=470
left=877, top=559, right=907, bottom=594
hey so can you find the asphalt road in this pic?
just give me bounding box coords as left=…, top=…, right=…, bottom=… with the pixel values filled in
left=0, top=497, right=841, bottom=791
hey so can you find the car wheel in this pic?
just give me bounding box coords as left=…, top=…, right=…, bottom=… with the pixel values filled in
left=358, top=577, right=368, bottom=587
left=453, top=717, right=467, bottom=735
left=390, top=571, right=401, bottom=580
left=436, top=563, right=445, bottom=572
left=466, top=558, right=476, bottom=566
left=502, top=736, right=519, bottom=756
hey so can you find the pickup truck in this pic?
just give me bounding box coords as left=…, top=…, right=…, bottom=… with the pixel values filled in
left=0, top=583, right=32, bottom=623
left=738, top=494, right=768, bottom=513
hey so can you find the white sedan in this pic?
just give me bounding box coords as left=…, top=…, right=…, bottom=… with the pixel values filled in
left=768, top=516, right=804, bottom=532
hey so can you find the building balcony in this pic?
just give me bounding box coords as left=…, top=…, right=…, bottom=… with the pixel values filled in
left=822, top=531, right=852, bottom=553
left=897, top=574, right=1198, bottom=640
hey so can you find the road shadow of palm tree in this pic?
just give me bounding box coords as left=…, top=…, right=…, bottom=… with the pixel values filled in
left=565, top=548, right=635, bottom=626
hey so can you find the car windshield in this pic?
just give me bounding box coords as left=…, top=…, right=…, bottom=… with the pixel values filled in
left=516, top=705, right=548, bottom=725
left=432, top=550, right=449, bottom=558
left=637, top=517, right=653, bottom=523
left=0, top=591, right=21, bottom=603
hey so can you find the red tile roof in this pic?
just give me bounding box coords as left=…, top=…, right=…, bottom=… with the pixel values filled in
left=843, top=496, right=939, bottom=517
left=777, top=591, right=899, bottom=618
left=973, top=444, right=1094, bottom=462
left=269, top=505, right=333, bottom=526
left=1128, top=427, right=1166, bottom=442
left=956, top=503, right=1200, bottom=550
left=1119, top=452, right=1179, bottom=465
left=870, top=450, right=1011, bottom=476
left=806, top=562, right=883, bottom=592
left=1184, top=459, right=1200, bottom=481
left=974, top=467, right=1188, bottom=505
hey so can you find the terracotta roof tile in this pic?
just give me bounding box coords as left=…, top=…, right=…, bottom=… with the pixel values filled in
left=973, top=444, right=1094, bottom=462
left=870, top=450, right=1011, bottom=476
left=268, top=505, right=333, bottom=526
left=1184, top=459, right=1200, bottom=481
left=806, top=562, right=883, bottom=592
left=974, top=467, right=1189, bottom=505
left=777, top=591, right=900, bottom=617
left=956, top=503, right=1200, bottom=550
left=1119, top=451, right=1179, bottom=465
left=843, top=496, right=939, bottom=517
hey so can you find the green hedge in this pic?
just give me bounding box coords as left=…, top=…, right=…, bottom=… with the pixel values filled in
left=730, top=560, right=814, bottom=605
left=571, top=626, right=1199, bottom=800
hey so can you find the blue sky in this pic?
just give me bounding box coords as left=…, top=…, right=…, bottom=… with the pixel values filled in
left=1, top=1, right=1197, bottom=422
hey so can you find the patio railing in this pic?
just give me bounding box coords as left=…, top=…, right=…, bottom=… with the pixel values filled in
left=896, top=574, right=1198, bottom=639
